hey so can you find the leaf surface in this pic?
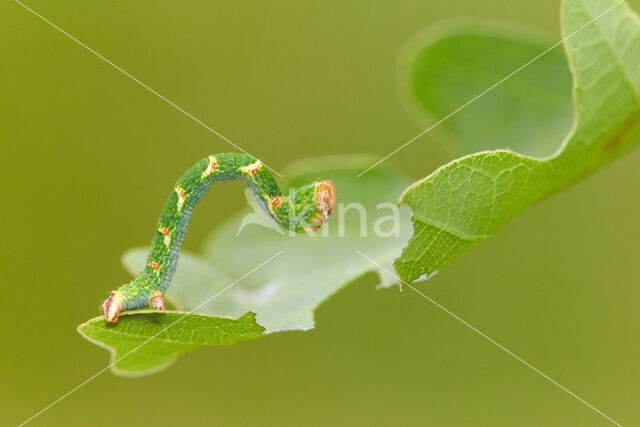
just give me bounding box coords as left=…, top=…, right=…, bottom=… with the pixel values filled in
left=401, top=22, right=574, bottom=156
left=78, top=311, right=264, bottom=376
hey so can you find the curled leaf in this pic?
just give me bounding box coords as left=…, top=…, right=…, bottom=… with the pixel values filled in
left=395, top=0, right=640, bottom=282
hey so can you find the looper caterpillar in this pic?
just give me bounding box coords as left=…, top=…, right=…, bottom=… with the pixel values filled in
left=102, top=153, right=336, bottom=322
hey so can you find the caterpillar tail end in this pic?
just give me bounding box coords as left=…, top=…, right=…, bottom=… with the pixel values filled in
left=103, top=291, right=123, bottom=323
left=103, top=291, right=165, bottom=322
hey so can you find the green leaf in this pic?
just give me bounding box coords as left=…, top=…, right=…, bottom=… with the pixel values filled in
left=401, top=22, right=574, bottom=157
left=77, top=311, right=264, bottom=376
left=395, top=0, right=640, bottom=283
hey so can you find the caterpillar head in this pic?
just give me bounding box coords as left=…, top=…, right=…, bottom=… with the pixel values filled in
left=284, top=179, right=335, bottom=233
left=310, top=180, right=336, bottom=230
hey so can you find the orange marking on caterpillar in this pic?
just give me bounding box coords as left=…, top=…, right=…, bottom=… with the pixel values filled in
left=271, top=195, right=282, bottom=208
left=148, top=261, right=160, bottom=272
left=175, top=186, right=186, bottom=211
left=241, top=160, right=262, bottom=175
left=158, top=227, right=171, bottom=246
left=201, top=155, right=218, bottom=178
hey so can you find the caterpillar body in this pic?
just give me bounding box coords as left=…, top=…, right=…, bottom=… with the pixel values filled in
left=103, top=153, right=336, bottom=322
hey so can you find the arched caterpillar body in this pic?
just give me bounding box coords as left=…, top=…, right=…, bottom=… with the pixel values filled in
left=103, top=153, right=336, bottom=322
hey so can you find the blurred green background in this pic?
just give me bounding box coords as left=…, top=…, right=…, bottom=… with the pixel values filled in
left=2, top=0, right=639, bottom=425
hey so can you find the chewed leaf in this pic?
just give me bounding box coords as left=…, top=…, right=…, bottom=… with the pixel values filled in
left=395, top=0, right=640, bottom=283
left=77, top=311, right=264, bottom=376
left=401, top=22, right=573, bottom=156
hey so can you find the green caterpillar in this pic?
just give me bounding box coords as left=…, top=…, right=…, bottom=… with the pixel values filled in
left=103, top=153, right=336, bottom=322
